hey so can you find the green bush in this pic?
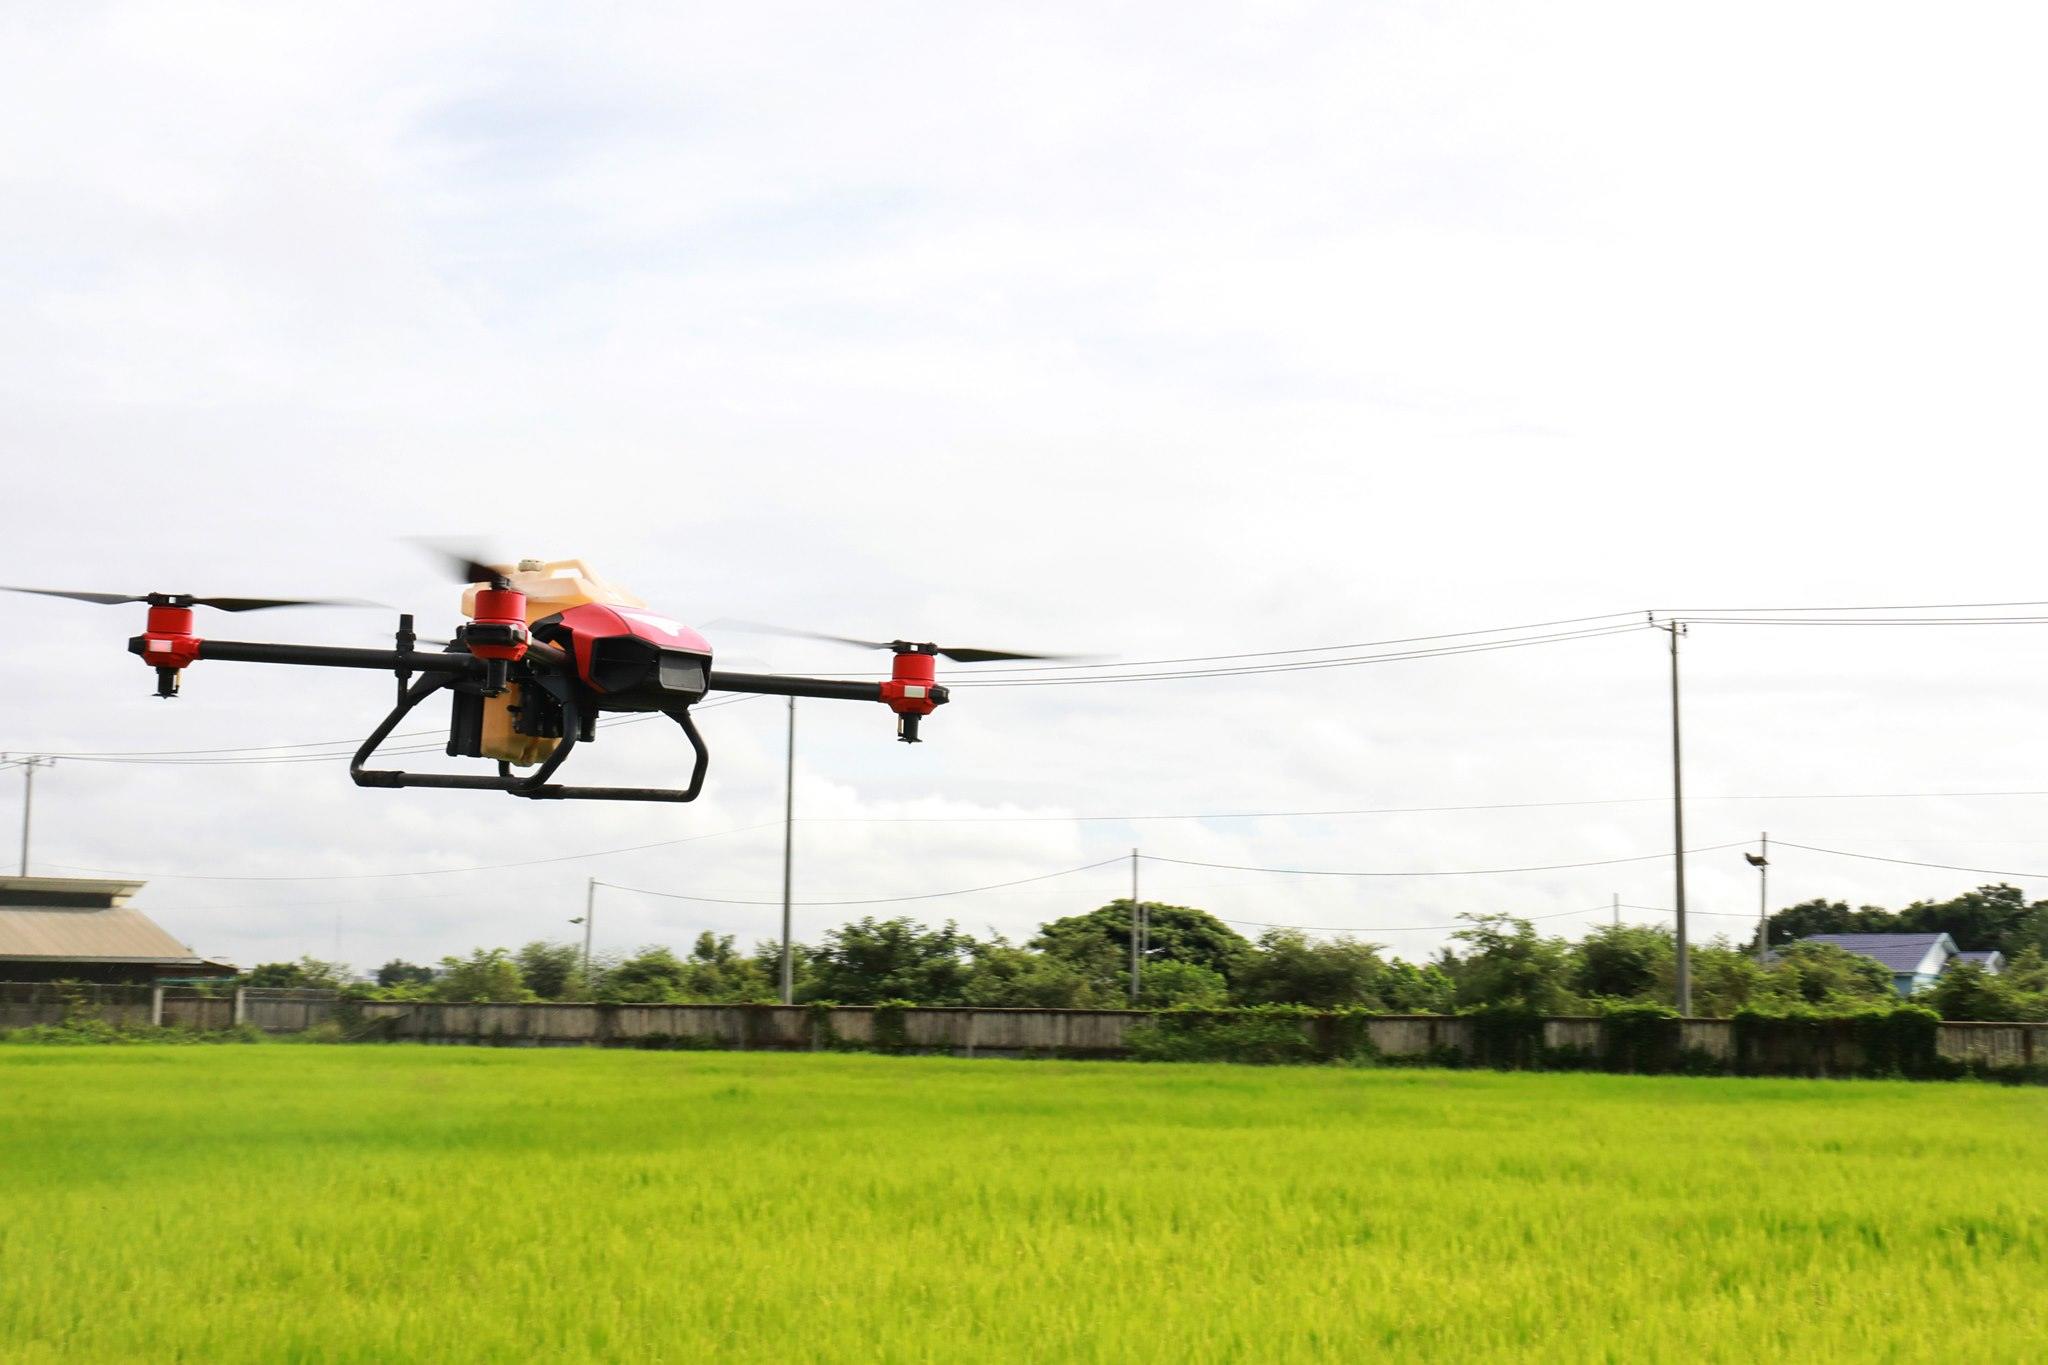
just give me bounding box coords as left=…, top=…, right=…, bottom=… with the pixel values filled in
left=1600, top=1004, right=1682, bottom=1074
left=1464, top=1007, right=1546, bottom=1069
left=1732, top=1005, right=1950, bottom=1078
left=1126, top=1009, right=1322, bottom=1064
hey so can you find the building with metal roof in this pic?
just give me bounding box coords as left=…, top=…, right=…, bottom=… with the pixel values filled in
left=1953, top=949, right=2006, bottom=976
left=1797, top=932, right=1958, bottom=997
left=0, top=876, right=235, bottom=983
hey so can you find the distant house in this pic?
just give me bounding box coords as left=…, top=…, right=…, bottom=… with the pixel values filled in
left=1953, top=949, right=2006, bottom=976
left=0, top=876, right=235, bottom=984
left=1796, top=933, right=1959, bottom=997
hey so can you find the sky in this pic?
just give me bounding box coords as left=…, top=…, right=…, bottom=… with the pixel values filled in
left=4, top=1, right=2048, bottom=974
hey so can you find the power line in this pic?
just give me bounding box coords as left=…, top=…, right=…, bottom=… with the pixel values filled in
left=1674, top=615, right=2048, bottom=628
left=796, top=787, right=2048, bottom=825
left=946, top=621, right=1653, bottom=688
left=1769, top=839, right=2048, bottom=881
left=1137, top=841, right=1750, bottom=878
left=32, top=695, right=764, bottom=765
left=595, top=856, right=1126, bottom=908
left=44, top=819, right=785, bottom=881
left=1212, top=902, right=1616, bottom=933
left=1661, top=598, right=2048, bottom=614
left=923, top=611, right=1649, bottom=676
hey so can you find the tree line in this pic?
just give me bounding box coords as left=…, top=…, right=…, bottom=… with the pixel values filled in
left=235, top=880, right=2048, bottom=1021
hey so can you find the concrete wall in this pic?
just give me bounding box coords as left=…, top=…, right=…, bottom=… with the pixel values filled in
left=1938, top=1021, right=2040, bottom=1070
left=7, top=985, right=2045, bottom=1081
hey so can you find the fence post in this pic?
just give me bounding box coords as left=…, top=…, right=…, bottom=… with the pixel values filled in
left=232, top=988, right=246, bottom=1029
left=150, top=985, right=164, bottom=1028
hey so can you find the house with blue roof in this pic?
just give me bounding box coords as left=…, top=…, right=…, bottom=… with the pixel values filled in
left=1797, top=933, right=1960, bottom=997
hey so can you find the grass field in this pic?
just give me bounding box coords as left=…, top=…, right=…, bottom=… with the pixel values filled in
left=2, top=1047, right=2044, bottom=1364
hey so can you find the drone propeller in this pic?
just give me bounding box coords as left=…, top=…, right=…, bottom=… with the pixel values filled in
left=407, top=539, right=513, bottom=588
left=0, top=586, right=368, bottom=612
left=711, top=619, right=1086, bottom=664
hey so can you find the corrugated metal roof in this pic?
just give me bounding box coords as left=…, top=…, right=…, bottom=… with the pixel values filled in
left=0, top=882, right=210, bottom=965
left=0, top=876, right=143, bottom=909
left=1800, top=933, right=1954, bottom=974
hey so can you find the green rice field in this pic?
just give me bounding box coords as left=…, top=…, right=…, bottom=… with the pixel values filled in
left=2, top=1047, right=2044, bottom=1363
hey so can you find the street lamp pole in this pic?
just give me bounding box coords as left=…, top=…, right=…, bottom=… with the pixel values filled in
left=1128, top=848, right=1141, bottom=1006
left=1746, top=835, right=1770, bottom=964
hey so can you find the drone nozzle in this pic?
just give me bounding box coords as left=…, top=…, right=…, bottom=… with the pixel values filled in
left=154, top=667, right=181, bottom=699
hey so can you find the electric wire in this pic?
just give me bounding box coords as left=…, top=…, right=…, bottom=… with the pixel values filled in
left=1769, top=840, right=2048, bottom=881
left=45, top=819, right=786, bottom=881
left=31, top=695, right=763, bottom=766
left=905, top=610, right=1649, bottom=676
left=944, top=621, right=1653, bottom=688
left=798, top=788, right=2048, bottom=825
left=1211, top=902, right=1619, bottom=933
left=1137, top=840, right=1751, bottom=878
left=594, top=856, right=1127, bottom=908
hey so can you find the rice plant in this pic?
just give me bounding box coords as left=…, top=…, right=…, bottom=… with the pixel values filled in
left=1, top=1046, right=2042, bottom=1362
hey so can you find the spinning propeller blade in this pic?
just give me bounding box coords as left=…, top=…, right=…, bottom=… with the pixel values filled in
left=710, top=619, right=1087, bottom=664
left=407, top=538, right=512, bottom=587
left=0, top=586, right=147, bottom=606
left=1, top=586, right=368, bottom=611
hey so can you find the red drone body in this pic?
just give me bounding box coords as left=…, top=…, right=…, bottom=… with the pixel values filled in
left=0, top=555, right=1078, bottom=803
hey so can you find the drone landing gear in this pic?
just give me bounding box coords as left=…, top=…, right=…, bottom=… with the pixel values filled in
left=350, top=674, right=709, bottom=802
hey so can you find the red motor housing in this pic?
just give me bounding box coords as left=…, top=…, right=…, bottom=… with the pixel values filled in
left=137, top=604, right=201, bottom=670
left=880, top=646, right=944, bottom=742
left=880, top=648, right=938, bottom=716
left=462, top=588, right=530, bottom=662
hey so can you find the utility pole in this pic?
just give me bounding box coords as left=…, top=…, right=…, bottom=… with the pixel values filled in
left=1652, top=618, right=1690, bottom=1015
left=1612, top=891, right=1619, bottom=929
left=1128, top=848, right=1141, bottom=1006
left=780, top=696, right=796, bottom=1005
left=4, top=755, right=55, bottom=877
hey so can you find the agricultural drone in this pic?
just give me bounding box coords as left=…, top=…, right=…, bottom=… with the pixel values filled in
left=3, top=556, right=1065, bottom=804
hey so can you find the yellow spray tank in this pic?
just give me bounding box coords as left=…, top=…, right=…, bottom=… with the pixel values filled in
left=460, top=559, right=646, bottom=766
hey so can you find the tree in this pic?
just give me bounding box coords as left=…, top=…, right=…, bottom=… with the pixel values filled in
left=1378, top=958, right=1456, bottom=1014
left=375, top=959, right=435, bottom=989
left=1136, top=959, right=1231, bottom=1008
left=1233, top=930, right=1394, bottom=1008
left=678, top=933, right=776, bottom=1003
left=1763, top=941, right=1895, bottom=1007
left=431, top=948, right=531, bottom=1002
left=1923, top=961, right=2029, bottom=1021
left=1896, top=884, right=2041, bottom=956
left=514, top=940, right=584, bottom=1000
left=960, top=938, right=1115, bottom=1008
left=1445, top=915, right=1578, bottom=1013
left=242, top=956, right=349, bottom=989
left=1034, top=901, right=1253, bottom=985
left=599, top=946, right=690, bottom=1003
left=1571, top=925, right=1672, bottom=1001
left=1766, top=898, right=1898, bottom=945
left=1686, top=942, right=1771, bottom=1017
left=805, top=917, right=976, bottom=1004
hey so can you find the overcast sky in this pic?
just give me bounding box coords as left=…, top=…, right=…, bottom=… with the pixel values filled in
left=5, top=2, right=2048, bottom=973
